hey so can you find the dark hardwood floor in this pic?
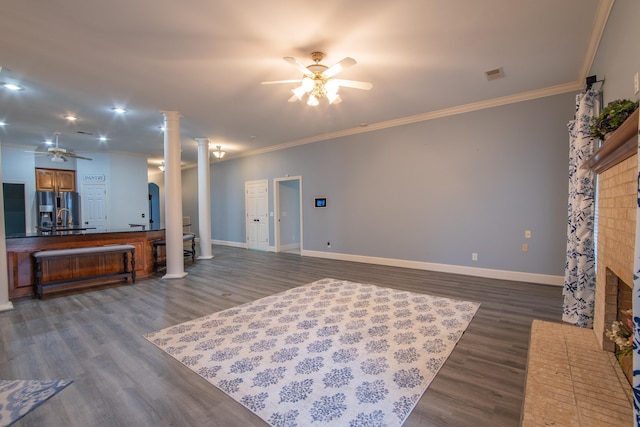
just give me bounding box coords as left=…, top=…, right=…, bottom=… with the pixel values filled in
left=0, top=245, right=563, bottom=426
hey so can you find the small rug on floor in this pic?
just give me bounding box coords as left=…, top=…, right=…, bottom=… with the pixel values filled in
left=0, top=379, right=73, bottom=427
left=144, top=278, right=479, bottom=426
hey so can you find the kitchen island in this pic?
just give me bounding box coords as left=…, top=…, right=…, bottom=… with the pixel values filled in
left=6, top=226, right=165, bottom=299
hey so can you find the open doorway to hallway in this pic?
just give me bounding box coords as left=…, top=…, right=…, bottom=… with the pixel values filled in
left=274, top=176, right=302, bottom=254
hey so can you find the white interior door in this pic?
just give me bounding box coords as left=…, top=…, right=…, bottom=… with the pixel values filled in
left=245, top=180, right=269, bottom=251
left=83, top=183, right=108, bottom=231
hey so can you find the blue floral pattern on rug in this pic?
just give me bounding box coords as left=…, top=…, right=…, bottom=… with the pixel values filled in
left=0, top=379, right=73, bottom=427
left=144, top=278, right=479, bottom=426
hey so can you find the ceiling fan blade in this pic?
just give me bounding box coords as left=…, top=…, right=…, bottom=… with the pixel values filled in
left=283, top=57, right=314, bottom=77
left=67, top=153, right=93, bottom=161
left=324, top=57, right=357, bottom=78
left=261, top=79, right=302, bottom=85
left=333, top=79, right=373, bottom=90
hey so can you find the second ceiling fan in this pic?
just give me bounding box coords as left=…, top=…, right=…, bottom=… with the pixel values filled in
left=41, top=132, right=93, bottom=163
left=261, top=52, right=372, bottom=106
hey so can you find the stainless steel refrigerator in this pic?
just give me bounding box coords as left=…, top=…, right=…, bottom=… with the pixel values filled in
left=37, top=191, right=81, bottom=228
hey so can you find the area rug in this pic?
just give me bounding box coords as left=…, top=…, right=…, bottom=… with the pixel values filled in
left=144, top=278, right=479, bottom=426
left=0, top=379, right=73, bottom=427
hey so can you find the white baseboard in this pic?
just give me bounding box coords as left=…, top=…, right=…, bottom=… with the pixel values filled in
left=213, top=239, right=248, bottom=249
left=301, top=249, right=563, bottom=286
left=209, top=241, right=563, bottom=286
left=279, top=243, right=301, bottom=251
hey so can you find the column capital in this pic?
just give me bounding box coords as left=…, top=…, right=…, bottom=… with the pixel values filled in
left=160, top=110, right=183, bottom=120
left=194, top=138, right=210, bottom=146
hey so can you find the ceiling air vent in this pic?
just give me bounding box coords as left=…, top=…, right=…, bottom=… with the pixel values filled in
left=485, top=67, right=505, bottom=81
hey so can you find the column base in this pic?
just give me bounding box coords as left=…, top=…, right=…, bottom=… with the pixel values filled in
left=162, top=272, right=188, bottom=279
left=0, top=301, right=15, bottom=312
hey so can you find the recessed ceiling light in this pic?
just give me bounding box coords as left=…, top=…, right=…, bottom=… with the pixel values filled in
left=2, top=83, right=23, bottom=91
left=0, top=121, right=5, bottom=126
left=64, top=114, right=77, bottom=121
left=112, top=107, right=127, bottom=114
left=45, top=139, right=53, bottom=145
left=99, top=136, right=107, bottom=142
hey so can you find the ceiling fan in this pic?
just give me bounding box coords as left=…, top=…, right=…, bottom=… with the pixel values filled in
left=261, top=52, right=373, bottom=106
left=34, top=132, right=93, bottom=163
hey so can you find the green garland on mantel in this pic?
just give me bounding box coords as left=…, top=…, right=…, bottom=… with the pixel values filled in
left=589, top=99, right=638, bottom=140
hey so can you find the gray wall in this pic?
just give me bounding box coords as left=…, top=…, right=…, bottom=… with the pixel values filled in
left=589, top=0, right=640, bottom=105
left=201, top=93, right=574, bottom=277
left=183, top=0, right=640, bottom=279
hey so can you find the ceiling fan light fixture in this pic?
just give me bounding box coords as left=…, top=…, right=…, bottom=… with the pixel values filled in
left=301, top=77, right=314, bottom=92
left=326, top=92, right=341, bottom=104
left=263, top=52, right=371, bottom=107
left=212, top=145, right=226, bottom=159
left=292, top=86, right=307, bottom=100
left=324, top=79, right=339, bottom=95
left=307, top=95, right=319, bottom=106
left=51, top=156, right=64, bottom=163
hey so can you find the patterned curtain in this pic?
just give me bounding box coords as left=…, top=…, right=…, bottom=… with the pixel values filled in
left=562, top=90, right=599, bottom=328
left=633, top=113, right=640, bottom=425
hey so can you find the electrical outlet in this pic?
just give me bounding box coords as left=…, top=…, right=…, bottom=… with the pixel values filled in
left=522, top=243, right=528, bottom=252
left=472, top=253, right=478, bottom=261
left=525, top=230, right=531, bottom=239
left=635, top=72, right=639, bottom=95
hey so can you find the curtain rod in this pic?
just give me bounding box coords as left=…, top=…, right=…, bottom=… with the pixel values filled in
left=584, top=75, right=604, bottom=92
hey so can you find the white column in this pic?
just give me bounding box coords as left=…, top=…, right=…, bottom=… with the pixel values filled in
left=0, top=143, right=15, bottom=311
left=161, top=111, right=187, bottom=279
left=195, top=138, right=214, bottom=259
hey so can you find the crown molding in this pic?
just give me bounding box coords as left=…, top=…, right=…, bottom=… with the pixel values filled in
left=233, top=80, right=583, bottom=160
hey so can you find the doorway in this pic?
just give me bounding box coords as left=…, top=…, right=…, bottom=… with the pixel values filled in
left=148, top=183, right=160, bottom=227
left=274, top=176, right=302, bottom=253
left=245, top=179, right=269, bottom=251
left=2, top=183, right=26, bottom=235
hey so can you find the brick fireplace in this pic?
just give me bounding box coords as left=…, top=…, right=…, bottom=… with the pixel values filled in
left=591, top=109, right=638, bottom=352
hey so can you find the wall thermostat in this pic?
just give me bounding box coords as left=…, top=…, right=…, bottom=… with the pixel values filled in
left=314, top=197, right=327, bottom=208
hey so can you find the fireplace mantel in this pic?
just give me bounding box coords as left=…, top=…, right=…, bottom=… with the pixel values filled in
left=583, top=108, right=639, bottom=174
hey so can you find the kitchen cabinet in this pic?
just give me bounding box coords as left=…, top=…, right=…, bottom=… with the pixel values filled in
left=35, top=168, right=76, bottom=192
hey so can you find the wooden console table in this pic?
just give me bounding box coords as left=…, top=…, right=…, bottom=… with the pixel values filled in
left=33, top=244, right=136, bottom=298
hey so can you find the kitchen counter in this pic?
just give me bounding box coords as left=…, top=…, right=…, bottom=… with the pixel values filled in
left=5, top=226, right=166, bottom=298
left=7, top=223, right=162, bottom=239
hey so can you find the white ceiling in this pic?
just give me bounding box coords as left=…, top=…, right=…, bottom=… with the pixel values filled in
left=0, top=0, right=609, bottom=170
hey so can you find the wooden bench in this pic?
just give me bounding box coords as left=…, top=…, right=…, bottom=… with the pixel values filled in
left=152, top=233, right=196, bottom=272
left=33, top=244, right=136, bottom=298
